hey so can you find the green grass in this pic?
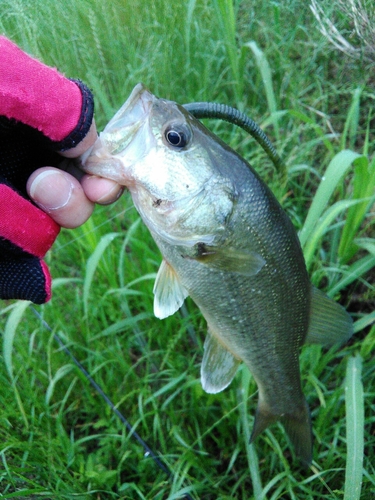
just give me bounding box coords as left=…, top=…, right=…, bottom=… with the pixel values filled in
left=1, top=0, right=375, bottom=498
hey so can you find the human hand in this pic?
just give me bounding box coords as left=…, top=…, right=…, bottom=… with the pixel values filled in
left=26, top=122, right=123, bottom=229
left=0, top=36, right=123, bottom=303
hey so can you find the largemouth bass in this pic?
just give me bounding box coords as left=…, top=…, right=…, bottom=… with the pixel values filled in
left=81, top=84, right=353, bottom=464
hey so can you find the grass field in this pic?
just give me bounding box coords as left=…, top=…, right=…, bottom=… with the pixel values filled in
left=1, top=0, right=375, bottom=498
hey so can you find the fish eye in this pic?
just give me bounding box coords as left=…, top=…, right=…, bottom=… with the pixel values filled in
left=164, top=123, right=191, bottom=149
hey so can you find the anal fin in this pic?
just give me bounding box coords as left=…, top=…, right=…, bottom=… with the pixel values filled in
left=201, top=329, right=241, bottom=394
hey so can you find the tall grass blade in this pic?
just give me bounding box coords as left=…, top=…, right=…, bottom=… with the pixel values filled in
left=299, top=150, right=361, bottom=248
left=359, top=323, right=375, bottom=359
left=341, top=87, right=362, bottom=150
left=328, top=253, right=375, bottom=298
left=168, top=486, right=197, bottom=500
left=240, top=366, right=264, bottom=499
left=353, top=311, right=375, bottom=335
left=3, top=300, right=31, bottom=429
left=288, top=109, right=335, bottom=153
left=355, top=237, right=375, bottom=255
left=1, top=488, right=52, bottom=499
left=118, top=217, right=142, bottom=288
left=146, top=372, right=187, bottom=404
left=303, top=198, right=363, bottom=270
left=45, top=364, right=74, bottom=405
left=338, top=155, right=375, bottom=263
left=246, top=41, right=279, bottom=141
left=344, top=354, right=364, bottom=500
left=3, top=300, right=31, bottom=380
left=86, top=71, right=116, bottom=122
left=212, top=0, right=242, bottom=104
left=184, top=0, right=197, bottom=70
left=83, top=232, right=121, bottom=317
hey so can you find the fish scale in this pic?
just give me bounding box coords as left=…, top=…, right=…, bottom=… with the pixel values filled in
left=81, top=83, right=353, bottom=465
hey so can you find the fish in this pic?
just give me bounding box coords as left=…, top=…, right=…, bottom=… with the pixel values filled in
left=80, top=83, right=353, bottom=464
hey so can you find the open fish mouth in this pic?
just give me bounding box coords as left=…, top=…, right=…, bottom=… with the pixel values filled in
left=80, top=83, right=155, bottom=184
left=101, top=83, right=155, bottom=156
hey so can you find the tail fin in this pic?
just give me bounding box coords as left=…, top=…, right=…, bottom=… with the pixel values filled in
left=280, top=400, right=312, bottom=465
left=250, top=398, right=312, bottom=465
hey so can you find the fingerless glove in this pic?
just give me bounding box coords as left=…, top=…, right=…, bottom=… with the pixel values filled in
left=0, top=36, right=94, bottom=303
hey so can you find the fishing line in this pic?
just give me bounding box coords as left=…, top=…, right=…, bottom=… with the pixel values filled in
left=54, top=205, right=134, bottom=252
left=30, top=305, right=196, bottom=500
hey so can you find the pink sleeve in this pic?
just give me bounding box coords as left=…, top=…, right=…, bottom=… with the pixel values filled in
left=0, top=36, right=83, bottom=142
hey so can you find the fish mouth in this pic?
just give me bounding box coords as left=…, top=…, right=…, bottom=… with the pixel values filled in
left=102, top=83, right=154, bottom=155
left=80, top=83, right=155, bottom=184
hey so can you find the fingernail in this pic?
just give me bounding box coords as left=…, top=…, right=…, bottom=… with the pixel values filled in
left=96, top=180, right=124, bottom=204
left=29, top=170, right=73, bottom=210
left=82, top=175, right=124, bottom=205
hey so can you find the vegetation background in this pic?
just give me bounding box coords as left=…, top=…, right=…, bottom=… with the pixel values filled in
left=0, top=0, right=374, bottom=498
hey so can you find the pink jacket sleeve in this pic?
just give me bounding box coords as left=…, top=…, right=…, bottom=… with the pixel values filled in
left=0, top=36, right=94, bottom=150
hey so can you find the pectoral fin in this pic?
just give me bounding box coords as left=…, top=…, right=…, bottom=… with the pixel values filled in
left=195, top=245, right=265, bottom=276
left=201, top=330, right=241, bottom=394
left=305, top=286, right=353, bottom=346
left=153, top=259, right=189, bottom=319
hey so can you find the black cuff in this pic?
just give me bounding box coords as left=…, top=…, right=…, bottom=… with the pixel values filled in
left=0, top=258, right=49, bottom=304
left=50, top=79, right=95, bottom=152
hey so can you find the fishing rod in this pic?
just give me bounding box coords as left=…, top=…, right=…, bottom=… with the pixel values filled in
left=30, top=306, right=196, bottom=500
